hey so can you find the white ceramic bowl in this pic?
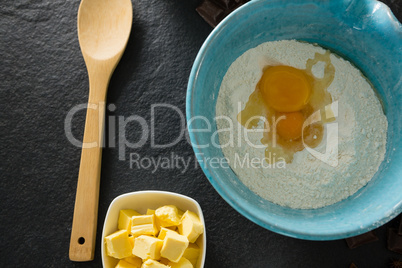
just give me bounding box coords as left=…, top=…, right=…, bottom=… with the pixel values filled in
left=101, top=191, right=206, bottom=268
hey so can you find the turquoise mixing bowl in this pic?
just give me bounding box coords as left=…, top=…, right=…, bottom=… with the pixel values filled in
left=186, top=0, right=401, bottom=240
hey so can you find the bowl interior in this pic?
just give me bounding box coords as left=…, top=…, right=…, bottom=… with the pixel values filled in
left=187, top=0, right=402, bottom=240
left=101, top=191, right=206, bottom=268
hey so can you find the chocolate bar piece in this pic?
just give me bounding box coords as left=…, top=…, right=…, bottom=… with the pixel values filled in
left=345, top=230, right=378, bottom=249
left=390, top=260, right=402, bottom=268
left=388, top=228, right=402, bottom=254
left=213, top=0, right=236, bottom=9
left=399, top=214, right=402, bottom=235
left=213, top=0, right=246, bottom=9
left=196, top=0, right=249, bottom=27
left=196, top=0, right=225, bottom=27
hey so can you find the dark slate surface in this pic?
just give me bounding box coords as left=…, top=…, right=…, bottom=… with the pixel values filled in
left=0, top=0, right=401, bottom=267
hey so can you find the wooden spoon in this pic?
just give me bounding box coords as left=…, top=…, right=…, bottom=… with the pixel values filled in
left=69, top=0, right=132, bottom=261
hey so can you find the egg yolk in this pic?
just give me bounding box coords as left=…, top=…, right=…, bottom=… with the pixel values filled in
left=237, top=50, right=334, bottom=163
left=276, top=112, right=304, bottom=140
left=259, top=66, right=311, bottom=112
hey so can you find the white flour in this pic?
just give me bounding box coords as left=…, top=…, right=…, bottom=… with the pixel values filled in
left=216, top=40, right=387, bottom=209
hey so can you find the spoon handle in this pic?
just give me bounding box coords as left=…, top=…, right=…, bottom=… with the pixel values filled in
left=69, top=78, right=107, bottom=261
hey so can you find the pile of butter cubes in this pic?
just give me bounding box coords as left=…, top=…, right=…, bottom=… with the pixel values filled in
left=105, top=205, right=204, bottom=268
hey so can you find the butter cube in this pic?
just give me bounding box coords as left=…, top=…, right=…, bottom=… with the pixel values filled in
left=118, top=209, right=141, bottom=232
left=160, top=232, right=189, bottom=262
left=146, top=209, right=162, bottom=232
left=158, top=227, right=178, bottom=240
left=141, top=259, right=170, bottom=268
left=123, top=256, right=142, bottom=267
left=128, top=235, right=135, bottom=248
left=116, top=259, right=140, bottom=268
left=168, top=257, right=193, bottom=268
left=178, top=211, right=204, bottom=243
left=146, top=209, right=155, bottom=215
left=133, top=235, right=163, bottom=260
left=105, top=229, right=132, bottom=259
left=131, top=215, right=158, bottom=236
left=182, top=243, right=200, bottom=266
left=155, top=205, right=181, bottom=227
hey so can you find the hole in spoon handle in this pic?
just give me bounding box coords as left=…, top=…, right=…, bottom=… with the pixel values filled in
left=78, top=237, right=85, bottom=245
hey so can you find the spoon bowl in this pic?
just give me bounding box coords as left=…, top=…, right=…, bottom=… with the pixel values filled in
left=78, top=0, right=132, bottom=60
left=69, top=0, right=132, bottom=261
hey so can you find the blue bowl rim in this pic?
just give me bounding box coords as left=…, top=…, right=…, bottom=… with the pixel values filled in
left=186, top=0, right=402, bottom=240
